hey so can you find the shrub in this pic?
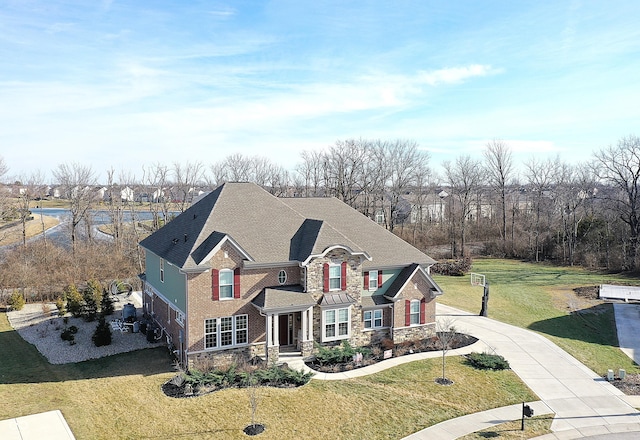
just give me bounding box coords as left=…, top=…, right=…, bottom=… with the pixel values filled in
left=100, top=288, right=115, bottom=316
left=7, top=291, right=25, bottom=311
left=65, top=284, right=84, bottom=318
left=55, top=297, right=66, bottom=316
left=431, top=258, right=472, bottom=276
left=466, top=352, right=510, bottom=370
left=82, top=286, right=98, bottom=322
left=92, top=316, right=112, bottom=347
left=60, top=329, right=75, bottom=342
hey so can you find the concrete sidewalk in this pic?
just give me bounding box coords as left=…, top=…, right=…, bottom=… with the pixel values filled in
left=0, top=410, right=75, bottom=440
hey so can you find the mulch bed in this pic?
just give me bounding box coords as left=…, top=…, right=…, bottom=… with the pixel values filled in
left=574, top=286, right=600, bottom=300
left=608, top=374, right=640, bottom=395
left=306, top=333, right=478, bottom=373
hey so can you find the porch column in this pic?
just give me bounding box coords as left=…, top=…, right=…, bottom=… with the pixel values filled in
left=301, top=308, right=308, bottom=341
left=306, top=307, right=313, bottom=340
left=266, top=313, right=274, bottom=347
left=272, top=313, right=280, bottom=346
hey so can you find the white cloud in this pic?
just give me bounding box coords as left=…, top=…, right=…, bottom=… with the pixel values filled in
left=419, top=65, right=500, bottom=86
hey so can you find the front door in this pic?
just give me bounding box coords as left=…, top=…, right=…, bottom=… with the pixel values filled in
left=278, top=314, right=294, bottom=346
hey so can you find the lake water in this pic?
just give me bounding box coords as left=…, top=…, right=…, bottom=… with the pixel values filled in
left=25, top=208, right=170, bottom=247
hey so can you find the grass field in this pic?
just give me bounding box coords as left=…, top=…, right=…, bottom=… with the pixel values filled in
left=3, top=257, right=636, bottom=439
left=434, top=258, right=640, bottom=375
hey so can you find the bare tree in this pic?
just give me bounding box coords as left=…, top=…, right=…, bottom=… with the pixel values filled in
left=52, top=163, right=97, bottom=252
left=295, top=150, right=325, bottom=197
left=435, top=317, right=458, bottom=385
left=142, top=163, right=170, bottom=231
left=16, top=171, right=46, bottom=247
left=592, top=135, right=640, bottom=270
left=105, top=168, right=125, bottom=250
left=483, top=140, right=514, bottom=255
left=444, top=155, right=483, bottom=257
left=172, top=161, right=204, bottom=212
left=524, top=156, right=560, bottom=262
left=386, top=140, right=430, bottom=232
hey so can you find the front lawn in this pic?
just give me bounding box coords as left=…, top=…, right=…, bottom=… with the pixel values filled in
left=0, top=311, right=536, bottom=440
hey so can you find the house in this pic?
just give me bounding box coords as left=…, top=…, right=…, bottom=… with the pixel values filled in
left=139, top=182, right=443, bottom=367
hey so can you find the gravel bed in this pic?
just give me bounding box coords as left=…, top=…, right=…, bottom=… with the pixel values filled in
left=7, top=294, right=163, bottom=364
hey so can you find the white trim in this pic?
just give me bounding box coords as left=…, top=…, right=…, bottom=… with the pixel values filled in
left=321, top=306, right=351, bottom=342
left=199, top=235, right=254, bottom=265
left=277, top=269, right=287, bottom=285
left=368, top=270, right=378, bottom=291
left=363, top=309, right=383, bottom=329
left=204, top=314, right=249, bottom=350
left=300, top=244, right=371, bottom=266
left=218, top=268, right=234, bottom=299
left=328, top=263, right=341, bottom=291
left=410, top=299, right=420, bottom=326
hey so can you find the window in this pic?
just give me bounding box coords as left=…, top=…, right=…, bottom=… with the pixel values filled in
left=220, top=317, right=233, bottom=346
left=160, top=258, right=165, bottom=283
left=219, top=269, right=233, bottom=299
left=368, top=270, right=378, bottom=291
left=375, top=210, right=385, bottom=224
left=204, top=315, right=248, bottom=349
left=278, top=270, right=287, bottom=285
left=410, top=300, right=420, bottom=325
left=205, top=318, right=217, bottom=349
left=364, top=309, right=383, bottom=329
left=323, top=307, right=350, bottom=341
left=329, top=265, right=341, bottom=290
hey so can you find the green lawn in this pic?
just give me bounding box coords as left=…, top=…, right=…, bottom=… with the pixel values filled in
left=434, top=258, right=640, bottom=375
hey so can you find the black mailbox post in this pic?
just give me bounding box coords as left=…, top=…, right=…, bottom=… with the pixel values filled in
left=521, top=402, right=534, bottom=430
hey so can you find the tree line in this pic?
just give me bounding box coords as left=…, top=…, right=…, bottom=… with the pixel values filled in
left=2, top=134, right=640, bottom=301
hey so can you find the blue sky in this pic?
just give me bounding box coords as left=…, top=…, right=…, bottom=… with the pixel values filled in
left=2, top=1, right=640, bottom=182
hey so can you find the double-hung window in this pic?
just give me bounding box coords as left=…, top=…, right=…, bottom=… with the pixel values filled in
left=410, top=300, right=420, bottom=325
left=368, top=270, right=378, bottom=291
left=160, top=258, right=165, bottom=283
left=364, top=309, right=383, bottom=329
left=329, top=265, right=341, bottom=290
left=219, top=269, right=233, bottom=299
left=204, top=315, right=248, bottom=349
left=323, top=307, right=350, bottom=341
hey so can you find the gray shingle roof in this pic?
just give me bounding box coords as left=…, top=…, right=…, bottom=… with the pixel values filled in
left=140, top=182, right=436, bottom=270
left=252, top=286, right=316, bottom=312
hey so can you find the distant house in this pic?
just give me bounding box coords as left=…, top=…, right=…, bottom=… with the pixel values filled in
left=139, top=182, right=443, bottom=367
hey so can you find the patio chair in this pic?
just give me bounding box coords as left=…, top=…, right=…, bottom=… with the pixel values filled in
left=110, top=319, right=128, bottom=333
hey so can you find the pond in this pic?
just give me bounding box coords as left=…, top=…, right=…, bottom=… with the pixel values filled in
left=24, top=208, right=173, bottom=248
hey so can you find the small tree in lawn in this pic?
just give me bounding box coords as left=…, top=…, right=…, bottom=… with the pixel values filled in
left=92, top=315, right=112, bottom=347
left=435, top=317, right=458, bottom=385
left=243, top=373, right=265, bottom=436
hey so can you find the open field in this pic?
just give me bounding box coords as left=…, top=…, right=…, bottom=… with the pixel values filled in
left=434, top=258, right=640, bottom=375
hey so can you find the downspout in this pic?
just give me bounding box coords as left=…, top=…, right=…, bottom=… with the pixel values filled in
left=183, top=271, right=188, bottom=367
